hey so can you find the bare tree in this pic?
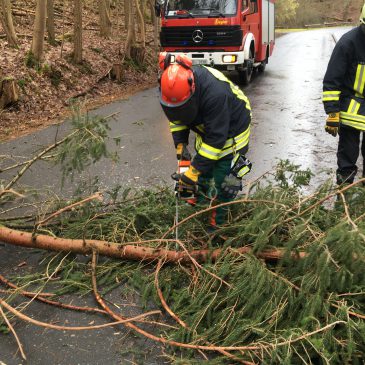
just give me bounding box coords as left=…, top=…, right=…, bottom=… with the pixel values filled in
left=124, top=0, right=129, bottom=30
left=135, top=0, right=145, bottom=49
left=47, top=0, right=56, bottom=44
left=73, top=0, right=83, bottom=63
left=31, top=0, right=47, bottom=63
left=149, top=0, right=158, bottom=53
left=0, top=0, right=18, bottom=47
left=99, top=0, right=112, bottom=38
left=124, top=0, right=134, bottom=58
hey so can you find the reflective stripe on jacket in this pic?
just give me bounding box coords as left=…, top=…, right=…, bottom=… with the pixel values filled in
left=323, top=26, right=365, bottom=131
left=169, top=66, right=251, bottom=173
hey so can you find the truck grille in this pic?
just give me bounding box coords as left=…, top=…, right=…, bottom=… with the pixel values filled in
left=160, top=26, right=243, bottom=47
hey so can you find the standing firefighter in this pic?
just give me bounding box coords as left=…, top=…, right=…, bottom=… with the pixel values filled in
left=159, top=53, right=252, bottom=229
left=323, top=4, right=365, bottom=185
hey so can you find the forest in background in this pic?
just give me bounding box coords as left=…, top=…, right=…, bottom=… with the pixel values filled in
left=0, top=0, right=158, bottom=140
left=276, top=0, right=364, bottom=27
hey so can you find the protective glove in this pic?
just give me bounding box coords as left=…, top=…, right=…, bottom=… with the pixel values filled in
left=325, top=112, right=340, bottom=137
left=179, top=165, right=200, bottom=188
left=221, top=174, right=242, bottom=200
left=171, top=165, right=200, bottom=199
left=176, top=143, right=191, bottom=161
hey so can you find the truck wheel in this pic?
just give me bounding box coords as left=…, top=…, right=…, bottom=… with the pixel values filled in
left=238, top=50, right=254, bottom=85
left=258, top=58, right=267, bottom=73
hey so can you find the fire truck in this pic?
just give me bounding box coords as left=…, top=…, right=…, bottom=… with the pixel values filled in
left=155, top=0, right=275, bottom=84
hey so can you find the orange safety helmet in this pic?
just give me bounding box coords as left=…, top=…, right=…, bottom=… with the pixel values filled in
left=159, top=53, right=199, bottom=124
left=159, top=53, right=195, bottom=106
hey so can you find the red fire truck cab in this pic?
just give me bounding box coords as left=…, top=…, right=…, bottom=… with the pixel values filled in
left=156, top=0, right=275, bottom=84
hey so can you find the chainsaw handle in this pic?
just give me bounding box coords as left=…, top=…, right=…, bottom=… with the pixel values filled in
left=171, top=172, right=208, bottom=195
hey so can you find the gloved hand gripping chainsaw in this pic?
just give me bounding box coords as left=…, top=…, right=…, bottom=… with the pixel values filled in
left=171, top=143, right=199, bottom=203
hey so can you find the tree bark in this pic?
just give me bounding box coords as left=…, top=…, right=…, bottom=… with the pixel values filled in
left=124, top=0, right=135, bottom=58
left=73, top=0, right=82, bottom=63
left=46, top=0, right=56, bottom=44
left=0, top=0, right=18, bottom=47
left=134, top=0, right=145, bottom=49
left=0, top=226, right=306, bottom=264
left=124, top=0, right=129, bottom=30
left=31, top=0, right=47, bottom=63
left=149, top=0, right=158, bottom=53
left=98, top=0, right=112, bottom=38
left=0, top=77, right=19, bottom=109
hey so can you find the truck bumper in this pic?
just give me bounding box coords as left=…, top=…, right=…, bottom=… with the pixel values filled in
left=168, top=51, right=246, bottom=69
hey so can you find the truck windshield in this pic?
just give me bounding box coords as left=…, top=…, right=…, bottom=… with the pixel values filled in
left=165, top=0, right=237, bottom=17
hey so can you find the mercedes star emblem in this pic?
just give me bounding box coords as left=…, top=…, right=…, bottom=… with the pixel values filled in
left=192, top=29, right=204, bottom=43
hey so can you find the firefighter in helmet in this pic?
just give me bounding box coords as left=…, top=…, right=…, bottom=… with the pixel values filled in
left=159, top=53, right=252, bottom=229
left=322, top=4, right=365, bottom=185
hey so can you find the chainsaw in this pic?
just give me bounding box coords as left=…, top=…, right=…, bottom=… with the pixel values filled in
left=171, top=159, right=199, bottom=242
left=171, top=160, right=198, bottom=204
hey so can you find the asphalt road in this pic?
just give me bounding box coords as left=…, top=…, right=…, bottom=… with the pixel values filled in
left=0, top=27, right=356, bottom=364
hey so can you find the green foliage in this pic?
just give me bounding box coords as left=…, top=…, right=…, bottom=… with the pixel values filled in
left=17, top=78, right=28, bottom=91
left=25, top=51, right=41, bottom=70
left=275, top=159, right=313, bottom=188
left=275, top=0, right=299, bottom=26
left=54, top=105, right=119, bottom=183
left=41, top=64, right=63, bottom=87
left=0, top=322, right=10, bottom=334
left=3, top=161, right=365, bottom=363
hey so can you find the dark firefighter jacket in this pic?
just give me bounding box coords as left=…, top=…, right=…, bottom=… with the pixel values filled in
left=323, top=25, right=365, bottom=130
left=169, top=66, right=251, bottom=174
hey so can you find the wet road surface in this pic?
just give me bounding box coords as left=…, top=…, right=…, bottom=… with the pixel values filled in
left=0, top=27, right=356, bottom=364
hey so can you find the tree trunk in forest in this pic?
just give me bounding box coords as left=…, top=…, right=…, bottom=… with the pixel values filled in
left=47, top=0, right=56, bottom=44
left=0, top=77, right=19, bottom=109
left=73, top=0, right=83, bottom=63
left=31, top=0, right=47, bottom=63
left=130, top=45, right=145, bottom=64
left=110, top=63, right=124, bottom=82
left=124, top=0, right=129, bottom=30
left=124, top=0, right=135, bottom=58
left=135, top=0, right=145, bottom=49
left=149, top=0, right=158, bottom=53
left=0, top=0, right=18, bottom=47
left=98, top=0, right=112, bottom=38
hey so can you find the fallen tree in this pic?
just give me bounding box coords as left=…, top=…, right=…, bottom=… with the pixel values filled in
left=1, top=114, right=365, bottom=364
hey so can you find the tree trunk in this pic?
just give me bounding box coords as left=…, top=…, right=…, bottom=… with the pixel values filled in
left=124, top=0, right=135, bottom=58
left=46, top=0, right=56, bottom=44
left=110, top=63, right=124, bottom=83
left=0, top=77, right=19, bottom=109
left=0, top=0, right=18, bottom=47
left=134, top=0, right=145, bottom=49
left=148, top=0, right=155, bottom=25
left=149, top=0, right=158, bottom=53
left=31, top=0, right=47, bottom=63
left=0, top=226, right=306, bottom=264
left=73, top=0, right=82, bottom=63
left=98, top=0, right=112, bottom=38
left=124, top=0, right=129, bottom=30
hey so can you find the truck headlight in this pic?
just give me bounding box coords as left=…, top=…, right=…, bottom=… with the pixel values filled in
left=222, top=55, right=237, bottom=63
left=170, top=55, right=176, bottom=63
